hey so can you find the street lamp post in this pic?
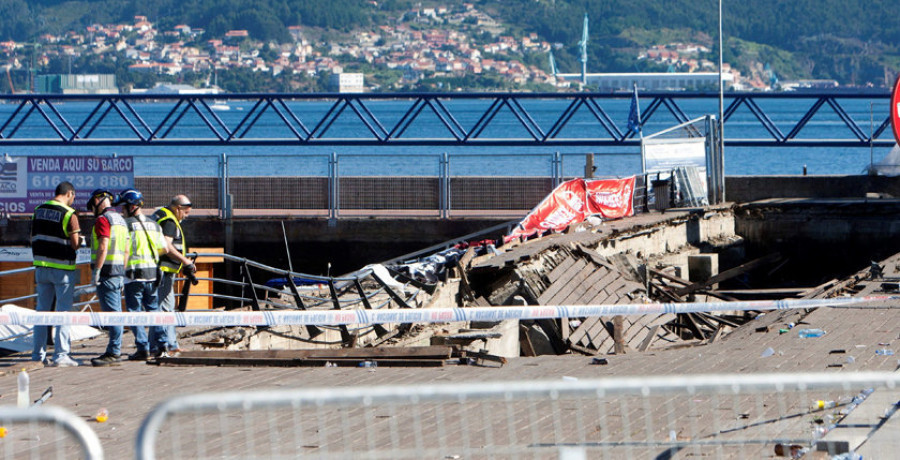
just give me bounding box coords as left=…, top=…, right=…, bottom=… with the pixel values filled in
left=717, top=0, right=726, bottom=203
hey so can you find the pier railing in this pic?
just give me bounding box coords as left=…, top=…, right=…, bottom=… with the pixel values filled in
left=131, top=151, right=646, bottom=219
left=0, top=91, right=891, bottom=147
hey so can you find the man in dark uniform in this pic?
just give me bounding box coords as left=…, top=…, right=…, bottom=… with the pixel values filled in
left=31, top=181, right=82, bottom=367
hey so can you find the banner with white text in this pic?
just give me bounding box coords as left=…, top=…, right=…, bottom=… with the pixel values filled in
left=0, top=155, right=134, bottom=214
left=506, top=177, right=635, bottom=242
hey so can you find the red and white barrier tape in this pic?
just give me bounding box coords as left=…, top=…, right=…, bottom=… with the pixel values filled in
left=2, top=295, right=895, bottom=327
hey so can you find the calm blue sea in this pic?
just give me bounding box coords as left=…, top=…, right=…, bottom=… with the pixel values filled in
left=0, top=97, right=893, bottom=178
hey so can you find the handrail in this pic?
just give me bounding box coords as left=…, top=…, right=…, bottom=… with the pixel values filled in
left=0, top=248, right=429, bottom=345
left=0, top=91, right=890, bottom=147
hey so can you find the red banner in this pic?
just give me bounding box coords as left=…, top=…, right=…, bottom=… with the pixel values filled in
left=505, top=176, right=636, bottom=243
left=506, top=179, right=588, bottom=242
left=586, top=176, right=635, bottom=219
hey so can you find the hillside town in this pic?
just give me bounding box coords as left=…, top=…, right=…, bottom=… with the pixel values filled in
left=0, top=3, right=758, bottom=93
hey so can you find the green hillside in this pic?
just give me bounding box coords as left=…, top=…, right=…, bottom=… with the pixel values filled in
left=2, top=0, right=899, bottom=86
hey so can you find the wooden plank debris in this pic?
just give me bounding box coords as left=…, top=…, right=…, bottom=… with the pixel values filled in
left=154, top=346, right=507, bottom=368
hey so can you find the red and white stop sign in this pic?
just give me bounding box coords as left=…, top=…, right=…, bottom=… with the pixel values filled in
left=892, top=74, right=900, bottom=145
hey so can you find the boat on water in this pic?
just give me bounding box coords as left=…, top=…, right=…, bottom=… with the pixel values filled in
left=210, top=100, right=230, bottom=111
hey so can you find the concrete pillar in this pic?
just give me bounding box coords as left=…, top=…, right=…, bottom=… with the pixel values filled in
left=688, top=254, right=719, bottom=285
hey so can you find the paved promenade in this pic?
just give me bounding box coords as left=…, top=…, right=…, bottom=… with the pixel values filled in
left=0, top=297, right=897, bottom=458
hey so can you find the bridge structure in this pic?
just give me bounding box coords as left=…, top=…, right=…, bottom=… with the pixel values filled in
left=0, top=91, right=892, bottom=147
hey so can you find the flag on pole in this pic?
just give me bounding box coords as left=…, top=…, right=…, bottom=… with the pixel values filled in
left=627, top=84, right=642, bottom=136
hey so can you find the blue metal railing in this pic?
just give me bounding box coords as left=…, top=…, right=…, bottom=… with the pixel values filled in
left=0, top=91, right=891, bottom=147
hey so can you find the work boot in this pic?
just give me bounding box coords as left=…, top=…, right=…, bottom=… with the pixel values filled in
left=128, top=350, right=150, bottom=361
left=91, top=353, right=122, bottom=367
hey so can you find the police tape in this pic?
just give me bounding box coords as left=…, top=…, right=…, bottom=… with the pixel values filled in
left=1, top=295, right=895, bottom=327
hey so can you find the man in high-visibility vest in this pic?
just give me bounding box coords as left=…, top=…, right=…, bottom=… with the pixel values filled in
left=31, top=181, right=83, bottom=367
left=87, top=189, right=131, bottom=367
left=118, top=189, right=169, bottom=361
left=152, top=195, right=196, bottom=357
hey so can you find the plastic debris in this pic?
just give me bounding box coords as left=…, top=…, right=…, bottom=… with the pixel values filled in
left=797, top=328, right=826, bottom=338
left=17, top=368, right=29, bottom=408
left=773, top=443, right=806, bottom=458
left=95, top=408, right=109, bottom=423
left=760, top=347, right=775, bottom=358
left=812, top=400, right=836, bottom=410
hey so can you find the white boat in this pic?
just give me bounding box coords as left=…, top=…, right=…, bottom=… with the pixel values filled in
left=210, top=100, right=230, bottom=111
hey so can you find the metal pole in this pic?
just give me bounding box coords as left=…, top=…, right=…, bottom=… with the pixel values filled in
left=281, top=221, right=294, bottom=273
left=870, top=101, right=875, bottom=174
left=329, top=152, right=338, bottom=221
left=553, top=151, right=562, bottom=187
left=718, top=0, right=726, bottom=202
left=441, top=152, right=449, bottom=219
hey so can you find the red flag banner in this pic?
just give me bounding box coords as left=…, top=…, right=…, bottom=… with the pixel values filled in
left=585, top=176, right=635, bottom=219
left=506, top=179, right=588, bottom=242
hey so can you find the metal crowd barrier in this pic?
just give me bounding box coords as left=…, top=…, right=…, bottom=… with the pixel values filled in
left=134, top=372, right=900, bottom=460
left=0, top=406, right=104, bottom=459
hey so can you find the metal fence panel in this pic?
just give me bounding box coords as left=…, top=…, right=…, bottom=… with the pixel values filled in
left=229, top=177, right=328, bottom=210
left=0, top=406, right=104, bottom=459
left=136, top=372, right=900, bottom=460
left=339, top=177, right=440, bottom=211
left=450, top=177, right=554, bottom=211
left=134, top=177, right=219, bottom=210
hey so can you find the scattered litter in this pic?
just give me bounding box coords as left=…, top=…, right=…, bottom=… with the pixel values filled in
left=754, top=313, right=765, bottom=320
left=668, top=430, right=676, bottom=441
left=880, top=282, right=899, bottom=292
left=94, top=408, right=109, bottom=423
left=827, top=364, right=843, bottom=368
left=778, top=329, right=789, bottom=334
left=0, top=427, right=6, bottom=438
left=773, top=443, right=806, bottom=458
left=755, top=326, right=769, bottom=333
left=760, top=347, right=775, bottom=358
left=590, top=357, right=608, bottom=365
left=829, top=349, right=846, bottom=354
left=845, top=356, right=856, bottom=364
left=358, top=361, right=377, bottom=368
left=562, top=376, right=578, bottom=381
left=875, top=348, right=894, bottom=356
left=798, top=328, right=826, bottom=338
left=32, top=386, right=53, bottom=407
